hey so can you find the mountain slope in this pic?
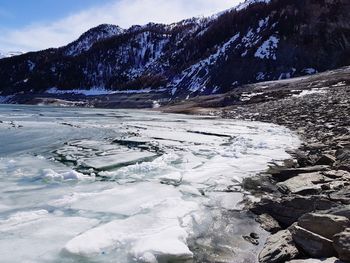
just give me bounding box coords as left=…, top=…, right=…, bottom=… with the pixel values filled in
left=0, top=0, right=350, bottom=101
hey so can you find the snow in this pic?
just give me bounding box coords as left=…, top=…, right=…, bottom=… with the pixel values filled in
left=212, top=86, right=221, bottom=94
left=173, top=33, right=240, bottom=93
left=302, top=68, right=318, bottom=75
left=240, top=92, right=264, bottom=101
left=46, top=87, right=167, bottom=96
left=236, top=0, right=271, bottom=11
left=293, top=88, right=328, bottom=97
left=39, top=169, right=90, bottom=181
left=27, top=60, right=36, bottom=71
left=65, top=24, right=124, bottom=56
left=256, top=72, right=267, bottom=81
left=255, top=35, right=279, bottom=60
left=257, top=17, right=269, bottom=33
left=152, top=100, right=161, bottom=108
left=332, top=81, right=346, bottom=87
left=278, top=68, right=296, bottom=80
left=46, top=87, right=113, bottom=96
left=241, top=28, right=263, bottom=57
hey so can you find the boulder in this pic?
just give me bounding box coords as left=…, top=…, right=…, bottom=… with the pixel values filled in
left=271, top=166, right=331, bottom=181
left=243, top=232, right=259, bottom=245
left=322, top=170, right=350, bottom=180
left=290, top=225, right=337, bottom=258
left=329, top=186, right=350, bottom=205
left=298, top=213, right=350, bottom=239
left=276, top=172, right=328, bottom=195
left=285, top=257, right=344, bottom=263
left=326, top=205, right=350, bottom=219
left=259, top=230, right=299, bottom=263
left=335, top=148, right=350, bottom=172
left=242, top=175, right=277, bottom=193
left=292, top=150, right=313, bottom=167
left=251, top=196, right=337, bottom=227
left=333, top=228, right=350, bottom=262
left=256, top=213, right=282, bottom=233
left=316, top=154, right=336, bottom=166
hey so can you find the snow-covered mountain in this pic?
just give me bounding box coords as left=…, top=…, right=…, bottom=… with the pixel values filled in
left=0, top=0, right=350, bottom=101
left=64, top=24, right=124, bottom=56
left=0, top=51, right=23, bottom=59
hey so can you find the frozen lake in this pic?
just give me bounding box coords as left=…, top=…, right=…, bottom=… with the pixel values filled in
left=0, top=105, right=299, bottom=263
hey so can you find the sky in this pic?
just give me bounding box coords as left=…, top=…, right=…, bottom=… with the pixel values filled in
left=0, top=0, right=241, bottom=52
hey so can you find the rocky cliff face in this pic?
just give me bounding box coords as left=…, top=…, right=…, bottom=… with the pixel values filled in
left=1, top=0, right=350, bottom=100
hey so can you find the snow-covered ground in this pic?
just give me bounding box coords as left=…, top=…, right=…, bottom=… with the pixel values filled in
left=293, top=87, right=328, bottom=97
left=0, top=105, right=299, bottom=262
left=46, top=87, right=167, bottom=96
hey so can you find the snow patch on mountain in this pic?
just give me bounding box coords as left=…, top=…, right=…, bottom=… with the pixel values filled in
left=236, top=0, right=271, bottom=11
left=255, top=35, right=279, bottom=60
left=46, top=87, right=113, bottom=96
left=172, top=33, right=241, bottom=94
left=28, top=60, right=36, bottom=71
left=65, top=24, right=124, bottom=56
left=46, top=87, right=167, bottom=96
left=302, top=68, right=318, bottom=75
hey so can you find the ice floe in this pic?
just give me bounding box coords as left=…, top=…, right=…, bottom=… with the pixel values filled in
left=0, top=105, right=300, bottom=262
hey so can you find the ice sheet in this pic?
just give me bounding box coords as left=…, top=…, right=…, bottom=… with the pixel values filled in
left=0, top=105, right=300, bottom=262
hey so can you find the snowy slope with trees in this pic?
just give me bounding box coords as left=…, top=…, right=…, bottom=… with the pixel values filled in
left=0, top=0, right=350, bottom=101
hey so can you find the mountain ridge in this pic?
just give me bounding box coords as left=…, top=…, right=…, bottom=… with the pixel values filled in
left=0, top=0, right=350, bottom=103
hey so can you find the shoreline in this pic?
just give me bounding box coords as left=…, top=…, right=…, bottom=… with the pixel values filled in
left=159, top=72, right=350, bottom=262
left=1, top=67, right=349, bottom=262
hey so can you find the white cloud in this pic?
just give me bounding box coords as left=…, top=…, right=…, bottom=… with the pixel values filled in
left=0, top=0, right=241, bottom=52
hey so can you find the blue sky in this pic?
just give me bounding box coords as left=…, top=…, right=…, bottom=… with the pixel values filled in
left=0, top=0, right=111, bottom=28
left=0, top=0, right=240, bottom=52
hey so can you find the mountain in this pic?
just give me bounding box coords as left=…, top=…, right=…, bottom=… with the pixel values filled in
left=0, top=0, right=350, bottom=103
left=0, top=51, right=23, bottom=59
left=63, top=24, right=124, bottom=56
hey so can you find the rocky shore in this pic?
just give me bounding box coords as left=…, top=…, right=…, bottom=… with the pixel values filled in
left=220, top=76, right=350, bottom=263
left=162, top=67, right=350, bottom=262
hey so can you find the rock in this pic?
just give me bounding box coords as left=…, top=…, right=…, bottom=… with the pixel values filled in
left=276, top=172, right=329, bottom=195
left=329, top=186, right=350, bottom=204
left=336, top=148, right=350, bottom=162
left=242, top=175, right=277, bottom=193
left=271, top=166, right=331, bottom=181
left=322, top=170, right=350, bottom=180
left=251, top=196, right=337, bottom=227
left=292, top=150, right=313, bottom=167
left=298, top=213, right=350, bottom=239
left=335, top=148, right=350, bottom=172
left=243, top=233, right=259, bottom=245
left=316, top=154, right=336, bottom=165
left=285, top=257, right=344, bottom=263
left=256, top=213, right=282, bottom=233
left=333, top=228, right=350, bottom=262
left=250, top=232, right=259, bottom=239
left=306, top=143, right=328, bottom=151
left=259, top=230, right=299, bottom=263
left=326, top=205, right=350, bottom=219
left=290, top=225, right=337, bottom=258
